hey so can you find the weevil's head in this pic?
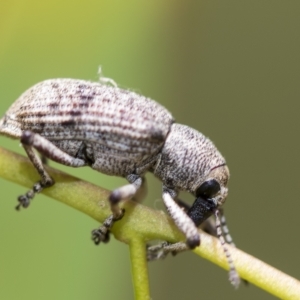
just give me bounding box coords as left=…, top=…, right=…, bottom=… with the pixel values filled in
left=153, top=123, right=229, bottom=223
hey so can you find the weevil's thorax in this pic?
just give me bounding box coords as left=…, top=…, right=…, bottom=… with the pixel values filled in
left=153, top=123, right=229, bottom=195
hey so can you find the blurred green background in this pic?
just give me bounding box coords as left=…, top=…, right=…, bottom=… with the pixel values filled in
left=0, top=1, right=299, bottom=299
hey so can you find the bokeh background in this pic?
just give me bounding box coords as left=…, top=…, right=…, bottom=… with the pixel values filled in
left=0, top=1, right=299, bottom=299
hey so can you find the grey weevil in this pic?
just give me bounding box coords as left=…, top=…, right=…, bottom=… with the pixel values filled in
left=0, top=78, right=240, bottom=287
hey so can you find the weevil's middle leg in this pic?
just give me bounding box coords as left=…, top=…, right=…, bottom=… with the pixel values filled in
left=91, top=174, right=144, bottom=245
left=162, top=188, right=200, bottom=249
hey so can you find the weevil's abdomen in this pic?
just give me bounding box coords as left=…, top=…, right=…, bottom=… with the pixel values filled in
left=0, top=79, right=174, bottom=162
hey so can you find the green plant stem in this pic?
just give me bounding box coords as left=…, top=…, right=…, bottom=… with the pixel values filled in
left=0, top=147, right=300, bottom=299
left=129, top=239, right=150, bottom=300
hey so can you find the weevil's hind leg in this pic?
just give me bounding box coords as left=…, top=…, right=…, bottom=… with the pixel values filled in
left=91, top=174, right=144, bottom=245
left=16, top=144, right=54, bottom=210
left=17, top=130, right=86, bottom=210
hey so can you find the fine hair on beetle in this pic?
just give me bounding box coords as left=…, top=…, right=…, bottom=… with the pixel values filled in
left=0, top=76, right=240, bottom=287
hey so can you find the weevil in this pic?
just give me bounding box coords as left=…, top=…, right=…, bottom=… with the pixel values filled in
left=0, top=78, right=240, bottom=287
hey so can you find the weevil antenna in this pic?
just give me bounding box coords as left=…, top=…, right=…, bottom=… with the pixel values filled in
left=219, top=209, right=236, bottom=247
left=215, top=209, right=240, bottom=288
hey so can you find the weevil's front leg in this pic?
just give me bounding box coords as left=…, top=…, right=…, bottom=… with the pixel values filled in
left=146, top=190, right=200, bottom=260
left=162, top=188, right=200, bottom=248
left=91, top=174, right=143, bottom=245
left=147, top=197, right=218, bottom=260
left=17, top=131, right=86, bottom=210
left=147, top=242, right=188, bottom=261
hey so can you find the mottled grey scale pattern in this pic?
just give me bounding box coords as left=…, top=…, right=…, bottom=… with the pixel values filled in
left=153, top=123, right=226, bottom=193
left=2, top=79, right=174, bottom=176
left=6, top=79, right=173, bottom=154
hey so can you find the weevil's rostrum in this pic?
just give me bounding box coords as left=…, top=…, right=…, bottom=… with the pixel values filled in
left=0, top=78, right=239, bottom=286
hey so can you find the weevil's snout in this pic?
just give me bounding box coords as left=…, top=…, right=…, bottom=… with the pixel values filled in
left=188, top=178, right=223, bottom=226
left=187, top=165, right=229, bottom=226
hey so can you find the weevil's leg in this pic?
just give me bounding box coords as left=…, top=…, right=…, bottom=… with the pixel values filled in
left=146, top=191, right=200, bottom=259
left=21, top=131, right=86, bottom=167
left=109, top=174, right=143, bottom=218
left=17, top=131, right=86, bottom=210
left=147, top=196, right=216, bottom=261
left=215, top=210, right=240, bottom=288
left=146, top=222, right=215, bottom=261
left=16, top=144, right=54, bottom=210
left=162, top=188, right=200, bottom=249
left=91, top=174, right=143, bottom=245
left=147, top=242, right=188, bottom=261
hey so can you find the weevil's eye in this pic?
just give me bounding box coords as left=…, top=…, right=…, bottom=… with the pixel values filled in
left=196, top=179, right=221, bottom=199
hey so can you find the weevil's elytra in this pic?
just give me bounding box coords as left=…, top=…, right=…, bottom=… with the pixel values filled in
left=0, top=78, right=240, bottom=287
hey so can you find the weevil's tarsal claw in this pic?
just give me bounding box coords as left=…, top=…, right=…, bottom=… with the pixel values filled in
left=91, top=209, right=125, bottom=245
left=91, top=227, right=110, bottom=244
left=16, top=195, right=30, bottom=210
left=15, top=181, right=50, bottom=210
left=16, top=189, right=36, bottom=210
